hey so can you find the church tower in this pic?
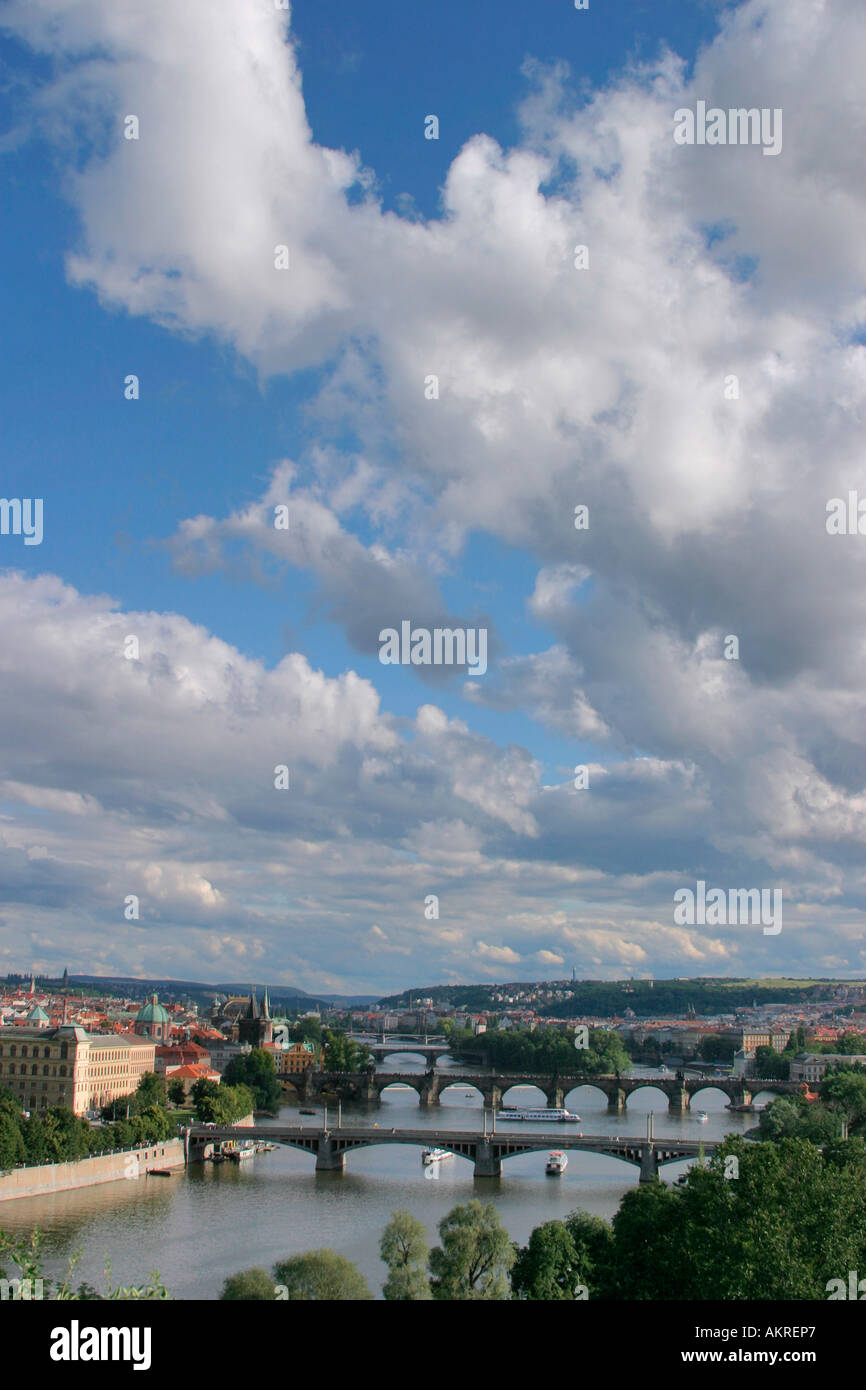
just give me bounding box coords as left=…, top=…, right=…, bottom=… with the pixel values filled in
left=238, top=986, right=273, bottom=1047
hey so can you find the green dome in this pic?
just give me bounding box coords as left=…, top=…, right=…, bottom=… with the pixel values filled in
left=137, top=993, right=169, bottom=1025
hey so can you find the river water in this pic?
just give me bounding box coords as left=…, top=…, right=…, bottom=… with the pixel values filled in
left=0, top=1060, right=765, bottom=1299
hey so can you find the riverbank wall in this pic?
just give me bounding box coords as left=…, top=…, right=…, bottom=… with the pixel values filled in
left=0, top=1139, right=185, bottom=1204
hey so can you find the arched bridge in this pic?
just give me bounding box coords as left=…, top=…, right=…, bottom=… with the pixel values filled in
left=185, top=1123, right=716, bottom=1181
left=362, top=1043, right=452, bottom=1066
left=284, top=1069, right=800, bottom=1112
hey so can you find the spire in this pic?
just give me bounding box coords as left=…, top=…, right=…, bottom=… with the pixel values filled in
left=262, top=986, right=271, bottom=1020
left=247, top=987, right=259, bottom=1020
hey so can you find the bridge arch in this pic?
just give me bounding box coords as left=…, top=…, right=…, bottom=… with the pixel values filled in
left=564, top=1082, right=610, bottom=1108
left=437, top=1080, right=484, bottom=1105
left=689, top=1083, right=735, bottom=1107
left=378, top=1078, right=424, bottom=1103
left=501, top=1082, right=549, bottom=1107
left=620, top=1084, right=669, bottom=1111
left=379, top=1049, right=431, bottom=1066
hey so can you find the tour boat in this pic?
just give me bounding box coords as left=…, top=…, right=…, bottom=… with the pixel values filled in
left=497, top=1107, right=581, bottom=1123
left=545, top=1151, right=568, bottom=1175
left=299, top=1109, right=317, bottom=1116
left=697, top=1111, right=708, bottom=1123
left=422, top=1147, right=455, bottom=1165
left=227, top=1142, right=256, bottom=1162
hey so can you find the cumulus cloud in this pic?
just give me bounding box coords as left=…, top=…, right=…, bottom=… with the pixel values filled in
left=3, top=0, right=866, bottom=985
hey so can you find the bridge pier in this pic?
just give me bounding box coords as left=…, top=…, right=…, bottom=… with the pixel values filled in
left=315, top=1137, right=345, bottom=1172
left=607, top=1087, right=626, bottom=1113
left=548, top=1086, right=565, bottom=1110
left=639, top=1144, right=659, bottom=1183
left=419, top=1070, right=440, bottom=1106
left=473, top=1142, right=501, bottom=1179
left=184, top=1131, right=211, bottom=1164
left=667, top=1086, right=689, bottom=1114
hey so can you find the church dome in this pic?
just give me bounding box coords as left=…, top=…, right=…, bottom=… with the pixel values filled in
left=137, top=993, right=169, bottom=1025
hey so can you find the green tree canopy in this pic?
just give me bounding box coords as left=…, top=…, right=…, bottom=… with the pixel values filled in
left=321, top=1031, right=373, bottom=1072
left=271, top=1250, right=373, bottom=1301
left=223, top=1049, right=281, bottom=1112
left=429, top=1201, right=515, bottom=1300
left=512, top=1220, right=587, bottom=1300
left=219, top=1267, right=277, bottom=1300
left=380, top=1209, right=431, bottom=1300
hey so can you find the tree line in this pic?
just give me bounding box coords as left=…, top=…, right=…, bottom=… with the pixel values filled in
left=442, top=1023, right=631, bottom=1076
left=0, top=1074, right=176, bottom=1169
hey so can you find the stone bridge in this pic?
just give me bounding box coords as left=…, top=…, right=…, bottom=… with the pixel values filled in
left=283, top=1069, right=800, bottom=1112
left=185, top=1122, right=715, bottom=1181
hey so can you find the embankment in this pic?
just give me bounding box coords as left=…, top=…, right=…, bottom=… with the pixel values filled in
left=0, top=1138, right=185, bottom=1203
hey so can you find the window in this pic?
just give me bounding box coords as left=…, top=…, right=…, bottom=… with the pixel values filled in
left=59, top=1064, right=66, bottom=1077
left=31, top=1064, right=38, bottom=1075
left=44, top=1046, right=50, bottom=1059
left=43, top=1064, right=49, bottom=1075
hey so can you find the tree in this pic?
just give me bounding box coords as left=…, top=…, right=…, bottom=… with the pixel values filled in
left=271, top=1250, right=373, bottom=1301
left=754, top=1045, right=789, bottom=1079
left=223, top=1049, right=281, bottom=1112
left=136, top=1072, right=167, bottom=1110
left=167, top=1079, right=187, bottom=1107
left=593, top=1136, right=866, bottom=1301
left=219, top=1267, right=276, bottom=1300
left=321, top=1031, right=373, bottom=1072
left=191, top=1079, right=255, bottom=1125
left=380, top=1209, right=430, bottom=1300
left=512, top=1221, right=586, bottom=1300
left=564, top=1209, right=615, bottom=1290
left=289, top=1017, right=322, bottom=1046
left=429, top=1201, right=515, bottom=1300
left=600, top=1180, right=689, bottom=1300
left=820, top=1065, right=866, bottom=1129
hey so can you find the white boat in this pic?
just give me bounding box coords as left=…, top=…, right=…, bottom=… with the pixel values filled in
left=497, top=1107, right=581, bottom=1123
left=545, top=1150, right=568, bottom=1175
left=697, top=1111, right=708, bottom=1123
left=229, top=1142, right=256, bottom=1162
left=422, top=1147, right=455, bottom=1165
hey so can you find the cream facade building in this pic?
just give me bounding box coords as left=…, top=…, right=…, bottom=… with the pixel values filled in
left=0, top=1025, right=156, bottom=1116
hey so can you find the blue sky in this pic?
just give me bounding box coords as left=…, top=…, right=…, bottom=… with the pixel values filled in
left=0, top=0, right=864, bottom=993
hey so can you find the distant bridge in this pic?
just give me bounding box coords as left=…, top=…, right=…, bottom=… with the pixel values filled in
left=283, top=1069, right=799, bottom=1112
left=185, top=1122, right=716, bottom=1181
left=361, top=1042, right=452, bottom=1067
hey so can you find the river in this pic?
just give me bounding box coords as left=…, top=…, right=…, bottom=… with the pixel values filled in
left=0, top=1061, right=765, bottom=1299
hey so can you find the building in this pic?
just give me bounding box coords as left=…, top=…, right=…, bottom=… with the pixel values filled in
left=268, top=1040, right=317, bottom=1076
left=0, top=1025, right=156, bottom=1115
left=133, top=994, right=171, bottom=1043
left=154, top=1041, right=211, bottom=1074
left=164, top=1062, right=221, bottom=1097
left=740, top=1030, right=788, bottom=1054
left=789, top=1053, right=866, bottom=1084
left=238, top=988, right=274, bottom=1049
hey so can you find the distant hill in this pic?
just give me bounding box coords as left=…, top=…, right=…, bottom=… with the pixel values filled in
left=377, top=977, right=866, bottom=1019
left=16, top=973, right=378, bottom=1010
